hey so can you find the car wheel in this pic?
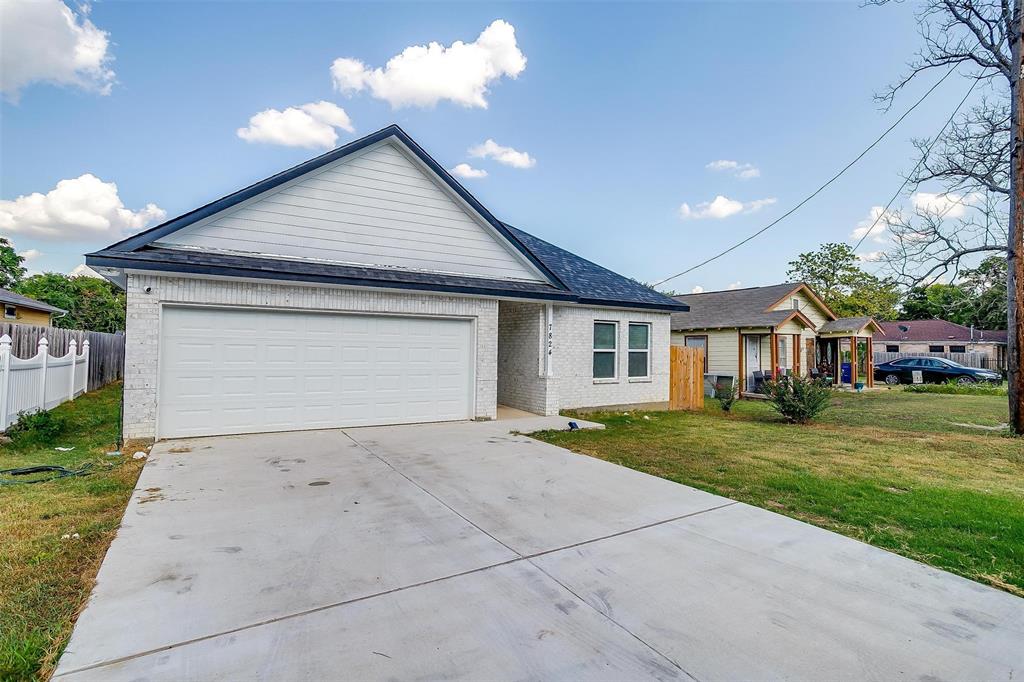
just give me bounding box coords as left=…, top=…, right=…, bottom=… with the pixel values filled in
left=957, top=376, right=975, bottom=385
left=885, top=374, right=901, bottom=385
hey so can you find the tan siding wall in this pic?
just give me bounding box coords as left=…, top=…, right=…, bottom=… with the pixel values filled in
left=9, top=307, right=52, bottom=325
left=771, top=289, right=830, bottom=328
left=672, top=329, right=739, bottom=378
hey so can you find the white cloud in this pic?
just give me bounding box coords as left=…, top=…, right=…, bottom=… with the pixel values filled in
left=850, top=206, right=897, bottom=244
left=727, top=281, right=742, bottom=290
left=678, top=195, right=776, bottom=220
left=468, top=139, right=535, bottom=169
left=0, top=0, right=115, bottom=100
left=237, top=101, right=354, bottom=149
left=857, top=251, right=884, bottom=263
left=706, top=160, right=760, bottom=180
left=331, top=19, right=526, bottom=109
left=18, top=249, right=42, bottom=262
left=690, top=285, right=704, bottom=294
left=70, top=263, right=102, bottom=278
left=910, top=191, right=981, bottom=219
left=0, top=174, right=165, bottom=241
left=450, top=163, right=488, bottom=179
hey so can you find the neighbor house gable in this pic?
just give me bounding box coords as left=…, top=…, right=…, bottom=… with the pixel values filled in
left=767, top=284, right=835, bottom=328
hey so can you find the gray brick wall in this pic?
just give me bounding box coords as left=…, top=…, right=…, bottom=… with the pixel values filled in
left=552, top=306, right=670, bottom=410
left=496, top=301, right=557, bottom=415
left=124, top=274, right=498, bottom=439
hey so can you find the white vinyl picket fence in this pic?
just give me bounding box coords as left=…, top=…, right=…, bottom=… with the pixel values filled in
left=0, top=334, right=89, bottom=431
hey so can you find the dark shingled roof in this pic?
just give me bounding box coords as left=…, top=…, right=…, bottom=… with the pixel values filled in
left=874, top=319, right=1007, bottom=343
left=87, top=124, right=684, bottom=312
left=669, top=283, right=807, bottom=330
left=504, top=225, right=684, bottom=310
left=819, top=317, right=876, bottom=334
left=0, top=288, right=65, bottom=315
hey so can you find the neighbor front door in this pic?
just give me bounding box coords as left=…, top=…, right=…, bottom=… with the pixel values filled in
left=745, top=335, right=761, bottom=388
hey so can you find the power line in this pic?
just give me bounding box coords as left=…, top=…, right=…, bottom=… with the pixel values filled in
left=653, top=67, right=959, bottom=288
left=850, top=78, right=980, bottom=253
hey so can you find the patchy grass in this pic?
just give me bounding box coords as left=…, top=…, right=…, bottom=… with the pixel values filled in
left=534, top=390, right=1024, bottom=596
left=903, top=380, right=1008, bottom=396
left=0, top=383, right=146, bottom=681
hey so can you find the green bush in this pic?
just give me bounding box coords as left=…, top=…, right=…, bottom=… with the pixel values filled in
left=904, top=379, right=1007, bottom=396
left=5, top=409, right=67, bottom=443
left=762, top=375, right=832, bottom=424
left=715, top=384, right=737, bottom=412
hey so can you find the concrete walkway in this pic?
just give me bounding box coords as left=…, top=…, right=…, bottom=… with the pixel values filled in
left=56, top=416, right=1024, bottom=680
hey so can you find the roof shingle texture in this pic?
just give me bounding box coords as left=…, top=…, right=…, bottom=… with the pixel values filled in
left=818, top=317, right=874, bottom=334
left=669, top=283, right=803, bottom=330
left=874, top=319, right=1007, bottom=343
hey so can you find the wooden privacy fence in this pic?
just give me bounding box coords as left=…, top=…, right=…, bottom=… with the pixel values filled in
left=0, top=322, right=124, bottom=391
left=0, top=335, right=89, bottom=430
left=669, top=345, right=704, bottom=411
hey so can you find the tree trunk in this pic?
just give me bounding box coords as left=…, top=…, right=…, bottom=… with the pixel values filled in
left=1010, top=0, right=1024, bottom=433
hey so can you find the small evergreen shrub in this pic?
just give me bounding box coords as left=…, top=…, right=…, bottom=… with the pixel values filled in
left=762, top=375, right=832, bottom=424
left=715, top=384, right=737, bottom=412
left=5, top=409, right=67, bottom=443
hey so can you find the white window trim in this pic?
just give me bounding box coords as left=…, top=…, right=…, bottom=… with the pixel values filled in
left=628, top=322, right=652, bottom=381
left=593, top=320, right=618, bottom=382
left=791, top=297, right=800, bottom=310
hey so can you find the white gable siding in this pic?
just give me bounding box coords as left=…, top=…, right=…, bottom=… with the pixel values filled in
left=155, top=141, right=545, bottom=282
left=770, top=289, right=831, bottom=328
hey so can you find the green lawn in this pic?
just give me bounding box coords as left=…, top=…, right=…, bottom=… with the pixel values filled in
left=534, top=389, right=1024, bottom=597
left=0, top=384, right=146, bottom=682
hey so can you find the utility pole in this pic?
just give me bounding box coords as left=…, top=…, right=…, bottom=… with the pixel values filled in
left=1010, top=0, right=1024, bottom=433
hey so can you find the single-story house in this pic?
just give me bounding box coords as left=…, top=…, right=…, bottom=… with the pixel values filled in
left=87, top=124, right=686, bottom=440
left=669, top=282, right=883, bottom=394
left=874, top=319, right=1007, bottom=370
left=0, top=287, right=66, bottom=326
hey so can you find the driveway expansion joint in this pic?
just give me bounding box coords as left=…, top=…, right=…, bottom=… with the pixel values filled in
left=55, top=494, right=737, bottom=678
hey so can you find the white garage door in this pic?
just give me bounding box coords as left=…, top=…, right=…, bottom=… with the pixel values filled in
left=157, top=306, right=473, bottom=439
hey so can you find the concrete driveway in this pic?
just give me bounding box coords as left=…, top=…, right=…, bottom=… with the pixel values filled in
left=56, top=415, right=1023, bottom=680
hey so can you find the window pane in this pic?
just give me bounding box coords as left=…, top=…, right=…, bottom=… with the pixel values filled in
left=685, top=336, right=705, bottom=349
left=594, top=351, right=615, bottom=378
left=886, top=345, right=899, bottom=353
left=628, top=323, right=649, bottom=350
left=594, top=323, right=616, bottom=350
left=628, top=351, right=648, bottom=377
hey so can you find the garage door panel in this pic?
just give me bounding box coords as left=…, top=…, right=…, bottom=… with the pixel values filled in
left=158, top=307, right=473, bottom=438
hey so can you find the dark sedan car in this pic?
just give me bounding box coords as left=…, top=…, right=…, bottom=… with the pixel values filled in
left=874, top=357, right=1002, bottom=385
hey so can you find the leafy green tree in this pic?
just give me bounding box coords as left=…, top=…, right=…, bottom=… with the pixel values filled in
left=786, top=243, right=900, bottom=320
left=959, top=256, right=1007, bottom=330
left=0, top=238, right=26, bottom=288
left=900, top=284, right=973, bottom=324
left=14, top=273, right=125, bottom=332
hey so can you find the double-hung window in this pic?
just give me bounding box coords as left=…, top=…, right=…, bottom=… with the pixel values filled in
left=628, top=323, right=651, bottom=378
left=593, top=322, right=618, bottom=379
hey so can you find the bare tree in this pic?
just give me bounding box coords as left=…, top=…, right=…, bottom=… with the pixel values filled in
left=869, top=1, right=1014, bottom=287
left=871, top=0, right=1021, bottom=432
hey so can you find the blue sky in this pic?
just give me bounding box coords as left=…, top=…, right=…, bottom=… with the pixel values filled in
left=0, top=1, right=981, bottom=293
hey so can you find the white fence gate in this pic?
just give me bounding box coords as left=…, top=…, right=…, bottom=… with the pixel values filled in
left=0, top=334, right=89, bottom=431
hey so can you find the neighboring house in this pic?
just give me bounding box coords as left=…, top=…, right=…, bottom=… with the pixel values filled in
left=669, top=282, right=883, bottom=394
left=874, top=319, right=1007, bottom=370
left=86, top=124, right=686, bottom=440
left=0, top=287, right=66, bottom=326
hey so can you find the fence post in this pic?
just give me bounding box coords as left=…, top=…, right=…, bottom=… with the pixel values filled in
left=68, top=339, right=78, bottom=401
left=82, top=339, right=90, bottom=394
left=38, top=337, right=48, bottom=412
left=0, top=334, right=10, bottom=430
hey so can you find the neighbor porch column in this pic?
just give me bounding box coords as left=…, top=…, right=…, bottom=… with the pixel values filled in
left=850, top=335, right=857, bottom=386
left=770, top=331, right=778, bottom=378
